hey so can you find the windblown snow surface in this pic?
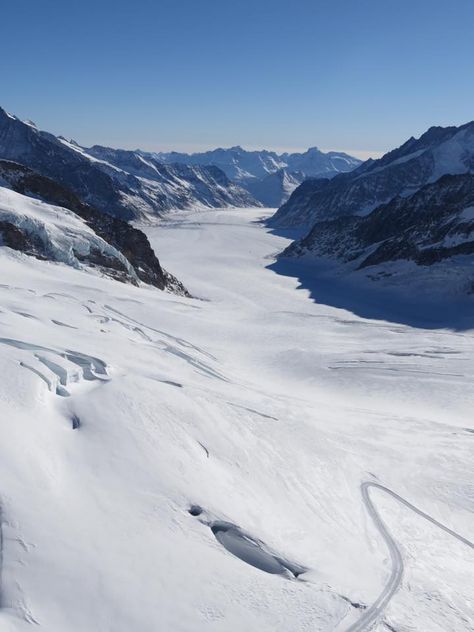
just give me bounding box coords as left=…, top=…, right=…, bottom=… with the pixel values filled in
left=0, top=208, right=472, bottom=631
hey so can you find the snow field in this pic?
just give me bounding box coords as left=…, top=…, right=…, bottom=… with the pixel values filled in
left=0, top=207, right=472, bottom=631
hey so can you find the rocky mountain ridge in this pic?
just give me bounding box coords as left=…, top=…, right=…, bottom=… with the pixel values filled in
left=272, top=121, right=474, bottom=227
left=0, top=107, right=258, bottom=221
left=0, top=160, right=187, bottom=293
left=283, top=172, right=474, bottom=268
left=153, top=145, right=362, bottom=205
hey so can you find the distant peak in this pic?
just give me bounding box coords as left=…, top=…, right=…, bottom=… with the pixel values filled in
left=0, top=107, right=17, bottom=121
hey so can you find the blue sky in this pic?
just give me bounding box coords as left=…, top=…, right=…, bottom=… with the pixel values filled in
left=1, top=0, right=473, bottom=158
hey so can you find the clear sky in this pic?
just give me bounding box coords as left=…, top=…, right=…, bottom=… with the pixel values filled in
left=1, top=0, right=473, bottom=159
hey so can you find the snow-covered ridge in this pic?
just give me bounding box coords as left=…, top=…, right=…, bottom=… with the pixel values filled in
left=272, top=120, right=474, bottom=228
left=153, top=145, right=361, bottom=182
left=153, top=146, right=362, bottom=205
left=0, top=106, right=259, bottom=220
left=85, top=144, right=260, bottom=213
left=0, top=160, right=187, bottom=292
left=0, top=185, right=138, bottom=279
left=281, top=172, right=474, bottom=296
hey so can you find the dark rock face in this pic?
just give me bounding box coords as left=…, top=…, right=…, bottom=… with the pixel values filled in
left=272, top=121, right=474, bottom=228
left=0, top=108, right=258, bottom=220
left=0, top=220, right=46, bottom=257
left=0, top=216, right=134, bottom=285
left=283, top=173, right=474, bottom=272
left=0, top=160, right=188, bottom=293
left=0, top=109, right=135, bottom=219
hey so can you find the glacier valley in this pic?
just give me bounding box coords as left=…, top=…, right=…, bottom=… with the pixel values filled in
left=0, top=207, right=472, bottom=632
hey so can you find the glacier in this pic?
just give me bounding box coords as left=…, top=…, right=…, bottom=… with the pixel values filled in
left=0, top=207, right=472, bottom=632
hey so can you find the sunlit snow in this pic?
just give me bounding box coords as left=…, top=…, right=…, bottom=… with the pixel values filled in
left=0, top=207, right=472, bottom=631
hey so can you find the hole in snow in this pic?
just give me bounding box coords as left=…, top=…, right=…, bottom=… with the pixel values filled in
left=210, top=521, right=305, bottom=578
left=188, top=505, right=203, bottom=517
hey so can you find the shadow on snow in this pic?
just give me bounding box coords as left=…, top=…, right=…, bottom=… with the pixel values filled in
left=267, top=256, right=474, bottom=332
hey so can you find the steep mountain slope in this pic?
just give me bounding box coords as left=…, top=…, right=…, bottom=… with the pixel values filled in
left=85, top=144, right=258, bottom=211
left=154, top=146, right=361, bottom=205
left=0, top=160, right=187, bottom=292
left=284, top=147, right=361, bottom=179
left=243, top=169, right=303, bottom=207
left=0, top=107, right=258, bottom=220
left=272, top=121, right=474, bottom=227
left=281, top=173, right=474, bottom=295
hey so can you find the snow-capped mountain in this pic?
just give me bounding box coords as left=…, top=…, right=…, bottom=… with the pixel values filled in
left=153, top=146, right=287, bottom=181
left=243, top=169, right=304, bottom=207
left=0, top=107, right=258, bottom=220
left=272, top=121, right=474, bottom=227
left=154, top=145, right=361, bottom=182
left=281, top=172, right=474, bottom=295
left=83, top=144, right=259, bottom=213
left=283, top=147, right=361, bottom=179
left=154, top=146, right=362, bottom=205
left=0, top=160, right=187, bottom=293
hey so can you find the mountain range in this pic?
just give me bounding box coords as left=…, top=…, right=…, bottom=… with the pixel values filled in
left=0, top=107, right=258, bottom=221
left=2, top=104, right=474, bottom=297
left=0, top=107, right=362, bottom=214
left=0, top=104, right=473, bottom=632
left=276, top=121, right=474, bottom=295
left=154, top=146, right=362, bottom=205
left=272, top=121, right=474, bottom=227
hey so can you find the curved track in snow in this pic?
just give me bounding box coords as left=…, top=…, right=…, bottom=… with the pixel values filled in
left=346, top=482, right=474, bottom=632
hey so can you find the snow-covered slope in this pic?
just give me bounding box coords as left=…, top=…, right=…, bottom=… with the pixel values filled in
left=284, top=147, right=361, bottom=179
left=84, top=145, right=259, bottom=213
left=281, top=173, right=474, bottom=296
left=0, top=185, right=137, bottom=278
left=243, top=168, right=304, bottom=207
left=0, top=207, right=472, bottom=632
left=0, top=160, right=186, bottom=293
left=0, top=107, right=258, bottom=220
left=272, top=121, right=474, bottom=228
left=154, top=146, right=362, bottom=205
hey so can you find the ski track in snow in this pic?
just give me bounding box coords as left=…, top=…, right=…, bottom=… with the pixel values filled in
left=347, top=482, right=474, bottom=632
